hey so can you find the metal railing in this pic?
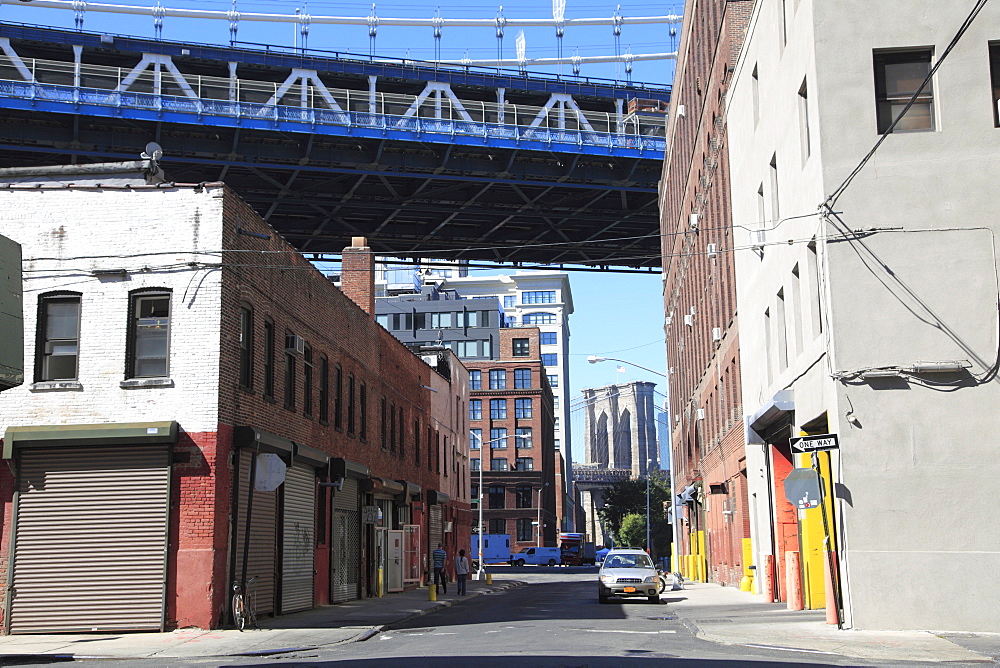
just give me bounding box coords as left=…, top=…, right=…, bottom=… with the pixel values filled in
left=0, top=56, right=667, bottom=152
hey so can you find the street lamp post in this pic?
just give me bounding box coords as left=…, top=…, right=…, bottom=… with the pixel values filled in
left=471, top=430, right=527, bottom=581
left=587, top=355, right=668, bottom=378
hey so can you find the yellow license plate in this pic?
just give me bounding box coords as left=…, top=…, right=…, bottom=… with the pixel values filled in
left=623, top=586, right=636, bottom=593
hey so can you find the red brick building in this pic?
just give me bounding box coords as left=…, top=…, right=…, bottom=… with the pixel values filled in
left=660, top=0, right=752, bottom=587
left=466, top=329, right=557, bottom=553
left=0, top=166, right=469, bottom=632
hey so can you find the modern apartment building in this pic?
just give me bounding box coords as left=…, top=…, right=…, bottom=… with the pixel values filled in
left=660, top=0, right=753, bottom=588
left=439, top=271, right=577, bottom=531
left=467, top=329, right=558, bottom=552
left=728, top=1, right=1000, bottom=632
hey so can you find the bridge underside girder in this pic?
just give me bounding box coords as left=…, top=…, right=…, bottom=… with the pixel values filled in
left=0, top=109, right=663, bottom=268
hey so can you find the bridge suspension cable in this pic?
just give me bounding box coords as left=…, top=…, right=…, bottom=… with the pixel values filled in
left=2, top=0, right=682, bottom=28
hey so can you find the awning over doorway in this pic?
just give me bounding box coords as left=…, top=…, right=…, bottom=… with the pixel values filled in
left=233, top=426, right=294, bottom=459
left=746, top=390, right=795, bottom=443
left=3, top=421, right=178, bottom=458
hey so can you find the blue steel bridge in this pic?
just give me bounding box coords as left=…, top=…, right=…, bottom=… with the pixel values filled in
left=0, top=23, right=669, bottom=269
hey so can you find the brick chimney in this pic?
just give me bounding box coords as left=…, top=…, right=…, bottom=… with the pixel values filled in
left=341, top=236, right=375, bottom=315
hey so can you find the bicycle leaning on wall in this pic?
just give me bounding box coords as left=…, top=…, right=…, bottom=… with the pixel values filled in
left=231, top=575, right=259, bottom=631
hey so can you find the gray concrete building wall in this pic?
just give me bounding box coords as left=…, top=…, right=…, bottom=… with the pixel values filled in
left=729, top=0, right=1000, bottom=633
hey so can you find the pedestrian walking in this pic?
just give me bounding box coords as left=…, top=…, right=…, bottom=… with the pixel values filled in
left=432, top=543, right=448, bottom=595
left=455, top=549, right=470, bottom=595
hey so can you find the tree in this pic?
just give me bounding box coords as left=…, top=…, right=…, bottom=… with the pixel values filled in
left=618, top=513, right=647, bottom=548
left=597, top=470, right=671, bottom=556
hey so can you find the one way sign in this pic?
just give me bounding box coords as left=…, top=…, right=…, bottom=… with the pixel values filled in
left=789, top=433, right=839, bottom=453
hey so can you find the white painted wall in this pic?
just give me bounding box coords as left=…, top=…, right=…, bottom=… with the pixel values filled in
left=729, top=0, right=1000, bottom=632
left=0, top=186, right=224, bottom=434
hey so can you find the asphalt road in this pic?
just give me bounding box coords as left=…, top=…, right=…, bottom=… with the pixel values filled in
left=64, top=570, right=975, bottom=668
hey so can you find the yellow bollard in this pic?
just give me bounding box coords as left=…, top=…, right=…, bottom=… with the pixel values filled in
left=485, top=572, right=493, bottom=585
left=428, top=582, right=437, bottom=601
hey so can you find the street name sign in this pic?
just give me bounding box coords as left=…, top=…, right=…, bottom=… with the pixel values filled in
left=783, top=468, right=821, bottom=509
left=789, top=433, right=839, bottom=453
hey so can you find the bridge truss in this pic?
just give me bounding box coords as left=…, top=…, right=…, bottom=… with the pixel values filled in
left=0, top=23, right=669, bottom=269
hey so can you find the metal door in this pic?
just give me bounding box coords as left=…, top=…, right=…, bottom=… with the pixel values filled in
left=403, top=524, right=422, bottom=586
left=281, top=465, right=315, bottom=614
left=387, top=529, right=404, bottom=592
left=10, top=446, right=171, bottom=633
left=234, top=450, right=277, bottom=616
left=331, top=477, right=360, bottom=603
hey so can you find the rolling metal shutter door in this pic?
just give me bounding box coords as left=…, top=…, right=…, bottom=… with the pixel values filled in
left=429, top=505, right=442, bottom=550
left=331, top=477, right=359, bottom=603
left=281, top=465, right=315, bottom=614
left=234, top=451, right=277, bottom=617
left=10, top=446, right=170, bottom=633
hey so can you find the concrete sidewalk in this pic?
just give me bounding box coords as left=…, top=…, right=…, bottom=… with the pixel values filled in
left=0, top=579, right=521, bottom=660
left=666, top=581, right=998, bottom=664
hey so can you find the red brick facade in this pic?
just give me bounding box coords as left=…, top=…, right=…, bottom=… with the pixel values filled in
left=660, top=0, right=752, bottom=583
left=466, top=329, right=557, bottom=552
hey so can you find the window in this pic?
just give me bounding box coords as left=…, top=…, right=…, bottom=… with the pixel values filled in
left=381, top=398, right=388, bottom=448
left=263, top=320, right=275, bottom=398
left=489, top=369, right=507, bottom=389
left=469, top=369, right=482, bottom=390
left=489, top=518, right=506, bottom=534
left=490, top=428, right=508, bottom=449
left=417, top=311, right=454, bottom=329
left=398, top=407, right=405, bottom=457
left=515, top=485, right=532, bottom=509
left=515, top=398, right=533, bottom=419
left=490, top=459, right=509, bottom=471
left=514, top=369, right=531, bottom=389
left=128, top=290, right=171, bottom=378
left=334, top=365, right=344, bottom=428
left=541, top=353, right=557, bottom=367
left=471, top=457, right=481, bottom=471
left=319, top=356, right=329, bottom=422
left=547, top=374, right=559, bottom=388
left=470, top=428, right=482, bottom=449
left=36, top=294, right=80, bottom=381
left=522, top=290, right=556, bottom=304
left=360, top=383, right=368, bottom=439
left=554, top=417, right=560, bottom=429
left=554, top=438, right=560, bottom=450
left=515, top=457, right=534, bottom=471
left=991, top=44, right=1000, bottom=127
left=552, top=396, right=559, bottom=409
left=503, top=295, right=516, bottom=308
left=239, top=306, right=253, bottom=389
left=303, top=345, right=313, bottom=416
left=376, top=313, right=388, bottom=328
left=490, top=399, right=507, bottom=420
left=504, top=315, right=518, bottom=327
left=776, top=288, right=788, bottom=371
left=489, top=485, right=505, bottom=509
left=389, top=403, right=397, bottom=452
left=414, top=419, right=421, bottom=465
left=808, top=239, right=822, bottom=337
left=469, top=399, right=482, bottom=421
left=798, top=79, right=811, bottom=162
left=540, top=331, right=557, bottom=345
left=516, top=518, right=533, bottom=542
left=283, top=333, right=296, bottom=409
left=512, top=338, right=530, bottom=357
left=757, top=184, right=766, bottom=228
left=752, top=65, right=760, bottom=127
left=515, top=427, right=533, bottom=448
left=874, top=49, right=934, bottom=133
left=347, top=374, right=356, bottom=434
left=523, top=312, right=556, bottom=325
left=471, top=484, right=479, bottom=505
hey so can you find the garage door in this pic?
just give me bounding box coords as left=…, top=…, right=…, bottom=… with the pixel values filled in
left=281, top=465, right=315, bottom=614
left=10, top=446, right=171, bottom=633
left=234, top=450, right=277, bottom=617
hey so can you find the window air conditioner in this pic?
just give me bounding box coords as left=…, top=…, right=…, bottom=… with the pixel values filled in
left=707, top=243, right=717, bottom=257
left=712, top=327, right=722, bottom=342
left=696, top=408, right=706, bottom=420
left=684, top=314, right=694, bottom=327
left=689, top=213, right=699, bottom=229
left=285, top=334, right=306, bottom=354
left=690, top=306, right=696, bottom=315
left=752, top=228, right=766, bottom=249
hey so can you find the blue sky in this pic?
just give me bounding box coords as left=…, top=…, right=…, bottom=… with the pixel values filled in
left=3, top=0, right=676, bottom=460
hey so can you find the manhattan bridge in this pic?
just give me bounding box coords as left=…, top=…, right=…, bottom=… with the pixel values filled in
left=0, top=1, right=680, bottom=269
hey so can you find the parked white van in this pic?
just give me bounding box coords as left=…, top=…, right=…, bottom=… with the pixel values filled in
left=510, top=547, right=561, bottom=566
